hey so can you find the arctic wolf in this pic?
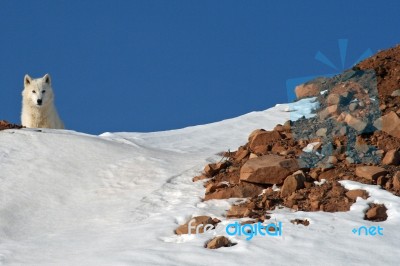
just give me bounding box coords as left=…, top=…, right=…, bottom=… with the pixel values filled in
left=21, top=74, right=65, bottom=129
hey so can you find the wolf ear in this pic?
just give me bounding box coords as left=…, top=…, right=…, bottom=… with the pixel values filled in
left=24, top=74, right=32, bottom=87
left=43, top=74, right=51, bottom=85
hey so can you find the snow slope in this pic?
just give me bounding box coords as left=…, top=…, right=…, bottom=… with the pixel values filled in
left=0, top=98, right=398, bottom=265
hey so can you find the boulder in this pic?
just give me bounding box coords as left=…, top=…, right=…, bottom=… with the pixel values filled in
left=345, top=189, right=368, bottom=200
left=393, top=171, right=400, bottom=190
left=365, top=205, right=388, bottom=221
left=382, top=111, right=400, bottom=138
left=248, top=130, right=281, bottom=151
left=280, top=170, right=306, bottom=197
left=206, top=236, right=233, bottom=249
left=355, top=166, right=387, bottom=181
left=240, top=154, right=299, bottom=184
left=295, top=83, right=320, bottom=99
left=344, top=113, right=367, bottom=132
left=382, top=149, right=400, bottom=165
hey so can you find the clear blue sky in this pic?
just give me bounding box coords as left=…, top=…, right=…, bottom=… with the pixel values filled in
left=1, top=0, right=399, bottom=134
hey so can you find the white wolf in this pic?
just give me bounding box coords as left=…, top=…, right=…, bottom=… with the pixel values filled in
left=21, top=74, right=65, bottom=129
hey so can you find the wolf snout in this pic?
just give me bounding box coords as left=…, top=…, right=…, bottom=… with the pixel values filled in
left=37, top=99, right=42, bottom=105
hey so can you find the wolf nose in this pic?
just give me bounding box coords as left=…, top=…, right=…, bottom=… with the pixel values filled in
left=37, top=99, right=42, bottom=105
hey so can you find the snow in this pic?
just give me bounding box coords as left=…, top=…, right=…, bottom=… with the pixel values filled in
left=0, top=98, right=398, bottom=265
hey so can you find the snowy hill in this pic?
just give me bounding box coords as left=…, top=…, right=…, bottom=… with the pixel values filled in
left=1, top=98, right=398, bottom=265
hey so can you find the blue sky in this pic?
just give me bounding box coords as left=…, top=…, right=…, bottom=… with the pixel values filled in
left=1, top=0, right=399, bottom=134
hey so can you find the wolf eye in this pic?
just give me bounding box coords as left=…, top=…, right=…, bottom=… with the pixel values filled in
left=32, top=90, right=36, bottom=93
left=42, top=90, right=46, bottom=93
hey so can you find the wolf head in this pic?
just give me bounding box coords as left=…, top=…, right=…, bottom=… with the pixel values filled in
left=22, top=74, right=54, bottom=108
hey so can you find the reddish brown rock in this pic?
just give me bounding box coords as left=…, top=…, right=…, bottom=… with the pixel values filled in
left=204, top=186, right=242, bottom=200
left=345, top=189, right=368, bottom=200
left=248, top=130, right=281, bottom=151
left=204, top=162, right=228, bottom=177
left=295, top=83, right=320, bottom=99
left=382, top=149, right=400, bottom=165
left=355, top=166, right=387, bottom=181
left=235, top=148, right=249, bottom=163
left=291, top=219, right=310, bottom=226
left=393, top=171, right=400, bottom=190
left=0, top=120, right=23, bottom=130
left=382, top=111, right=400, bottom=138
left=280, top=170, right=306, bottom=197
left=193, top=175, right=208, bottom=182
left=205, top=236, right=234, bottom=249
left=344, top=113, right=367, bottom=132
left=240, top=155, right=299, bottom=185
left=365, top=204, right=388, bottom=222
left=175, top=216, right=220, bottom=235
left=226, top=205, right=249, bottom=218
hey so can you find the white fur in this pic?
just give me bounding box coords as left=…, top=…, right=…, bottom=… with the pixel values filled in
left=21, top=74, right=65, bottom=129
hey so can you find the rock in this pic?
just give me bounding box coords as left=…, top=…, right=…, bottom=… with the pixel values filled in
left=205, top=182, right=229, bottom=194
left=240, top=154, right=299, bottom=185
left=393, top=171, right=400, bottom=190
left=295, top=83, right=321, bottom=99
left=274, top=124, right=284, bottom=132
left=291, top=219, right=310, bottom=226
left=355, top=166, right=387, bottom=181
left=175, top=216, right=220, bottom=235
left=204, top=186, right=242, bottom=200
left=280, top=170, right=306, bottom=197
left=382, top=149, right=400, bottom=165
left=391, top=89, right=400, bottom=96
left=327, top=156, right=338, bottom=164
left=326, top=93, right=343, bottom=106
left=365, top=205, right=388, bottom=221
left=235, top=148, right=249, bottom=163
left=355, top=136, right=369, bottom=154
left=193, top=174, right=209, bottom=182
left=345, top=189, right=368, bottom=200
left=249, top=153, right=258, bottom=159
left=344, top=113, right=367, bottom=132
left=349, top=102, right=358, bottom=111
left=319, top=105, right=339, bottom=120
left=382, top=111, right=400, bottom=138
left=316, top=128, right=327, bottom=137
left=248, top=130, right=282, bottom=151
left=227, top=205, right=249, bottom=218
left=204, top=162, right=228, bottom=177
left=206, top=236, right=234, bottom=249
left=373, top=117, right=382, bottom=130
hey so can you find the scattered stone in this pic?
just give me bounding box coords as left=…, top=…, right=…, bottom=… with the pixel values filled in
left=193, top=175, right=208, bottom=182
left=295, top=82, right=321, bottom=99
left=175, top=216, right=220, bottom=235
left=0, top=120, right=23, bottom=131
left=316, top=128, right=327, bottom=137
left=205, top=236, right=235, bottom=249
left=344, top=113, right=367, bottom=132
left=345, top=189, right=368, bottom=200
left=248, top=130, right=281, bottom=152
left=382, top=111, right=400, bottom=138
left=355, top=166, right=387, bottom=181
left=240, top=155, right=299, bottom=185
left=235, top=148, right=249, bottom=163
left=382, top=149, right=400, bottom=165
left=393, top=171, right=400, bottom=190
left=391, top=89, right=400, bottom=97
left=280, top=170, right=306, bottom=197
left=204, top=162, right=228, bottom=177
left=365, top=204, right=388, bottom=222
left=291, top=219, right=310, bottom=226
left=227, top=205, right=249, bottom=218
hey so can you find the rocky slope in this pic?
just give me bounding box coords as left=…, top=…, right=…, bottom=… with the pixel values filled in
left=187, top=44, right=400, bottom=248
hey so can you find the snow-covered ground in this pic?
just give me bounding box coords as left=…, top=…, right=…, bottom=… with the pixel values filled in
left=0, top=98, right=398, bottom=265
